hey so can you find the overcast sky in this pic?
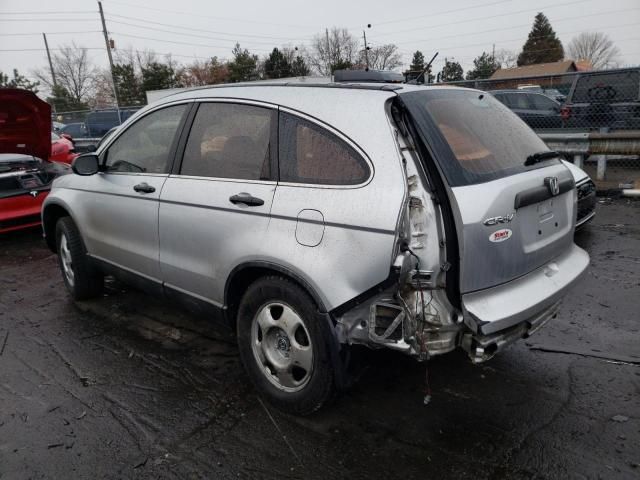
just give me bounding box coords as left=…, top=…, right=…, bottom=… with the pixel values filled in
left=1, top=0, right=639, bottom=85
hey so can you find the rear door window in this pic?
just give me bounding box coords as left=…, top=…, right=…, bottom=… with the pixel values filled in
left=400, top=89, right=555, bottom=186
left=529, top=94, right=558, bottom=110
left=180, top=103, right=275, bottom=180
left=505, top=93, right=531, bottom=109
left=278, top=112, right=370, bottom=185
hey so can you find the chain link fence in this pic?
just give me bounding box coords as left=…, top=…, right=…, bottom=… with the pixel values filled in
left=52, top=68, right=640, bottom=190
left=52, top=106, right=143, bottom=152
left=444, top=67, right=640, bottom=190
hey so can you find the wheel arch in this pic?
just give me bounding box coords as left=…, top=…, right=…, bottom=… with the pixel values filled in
left=42, top=201, right=73, bottom=252
left=224, top=261, right=330, bottom=327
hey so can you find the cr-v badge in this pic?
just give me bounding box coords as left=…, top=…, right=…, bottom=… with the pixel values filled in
left=489, top=229, right=512, bottom=243
left=483, top=213, right=515, bottom=226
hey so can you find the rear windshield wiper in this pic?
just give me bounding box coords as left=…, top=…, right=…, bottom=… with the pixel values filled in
left=525, top=150, right=559, bottom=166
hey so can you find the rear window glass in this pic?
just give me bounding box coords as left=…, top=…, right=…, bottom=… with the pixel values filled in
left=401, top=89, right=553, bottom=186
left=279, top=113, right=370, bottom=185
left=571, top=71, right=639, bottom=103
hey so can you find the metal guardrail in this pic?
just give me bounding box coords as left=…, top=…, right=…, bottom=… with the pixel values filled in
left=539, top=130, right=640, bottom=181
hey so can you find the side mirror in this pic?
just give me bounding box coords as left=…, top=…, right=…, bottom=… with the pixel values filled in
left=86, top=144, right=97, bottom=153
left=72, top=153, right=100, bottom=176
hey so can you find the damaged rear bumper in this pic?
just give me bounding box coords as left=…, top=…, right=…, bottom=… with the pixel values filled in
left=460, top=300, right=560, bottom=363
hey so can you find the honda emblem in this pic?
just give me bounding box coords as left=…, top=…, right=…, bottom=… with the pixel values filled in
left=545, top=177, right=560, bottom=196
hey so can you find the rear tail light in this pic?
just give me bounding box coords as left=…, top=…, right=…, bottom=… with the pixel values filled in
left=560, top=106, right=571, bottom=120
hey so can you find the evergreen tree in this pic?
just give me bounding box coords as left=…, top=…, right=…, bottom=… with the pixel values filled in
left=46, top=84, right=87, bottom=111
left=264, top=48, right=291, bottom=79
left=409, top=51, right=425, bottom=71
left=439, top=58, right=464, bottom=82
left=290, top=56, right=310, bottom=76
left=517, top=13, right=564, bottom=66
left=141, top=62, right=176, bottom=92
left=466, top=52, right=500, bottom=80
left=112, top=63, right=144, bottom=105
left=329, top=59, right=352, bottom=74
left=0, top=69, right=40, bottom=92
left=228, top=44, right=259, bottom=82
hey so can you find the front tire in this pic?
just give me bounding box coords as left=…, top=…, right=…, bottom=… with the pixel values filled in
left=56, top=217, right=103, bottom=300
left=237, top=276, right=336, bottom=415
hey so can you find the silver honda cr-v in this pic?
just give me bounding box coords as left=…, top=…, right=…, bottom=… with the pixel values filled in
left=43, top=83, right=589, bottom=415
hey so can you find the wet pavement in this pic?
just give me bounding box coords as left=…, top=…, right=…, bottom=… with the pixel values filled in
left=1, top=198, right=639, bottom=480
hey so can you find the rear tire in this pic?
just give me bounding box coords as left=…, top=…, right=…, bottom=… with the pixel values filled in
left=237, top=276, right=335, bottom=415
left=56, top=217, right=103, bottom=300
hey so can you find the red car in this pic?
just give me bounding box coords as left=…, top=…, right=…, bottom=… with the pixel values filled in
left=0, top=89, right=70, bottom=233
left=50, top=131, right=78, bottom=164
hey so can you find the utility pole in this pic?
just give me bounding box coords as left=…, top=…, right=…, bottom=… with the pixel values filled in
left=42, top=33, right=57, bottom=88
left=325, top=28, right=330, bottom=75
left=362, top=30, right=370, bottom=71
left=363, top=24, right=372, bottom=71
left=98, top=1, right=121, bottom=121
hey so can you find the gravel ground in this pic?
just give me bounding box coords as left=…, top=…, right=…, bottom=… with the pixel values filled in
left=0, top=198, right=638, bottom=480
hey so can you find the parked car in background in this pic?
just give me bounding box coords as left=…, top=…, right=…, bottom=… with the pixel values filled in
left=52, top=121, right=66, bottom=134
left=0, top=89, right=69, bottom=233
left=491, top=89, right=563, bottom=129
left=43, top=83, right=589, bottom=414
left=562, top=68, right=640, bottom=130
left=86, top=109, right=137, bottom=137
left=562, top=160, right=596, bottom=229
left=50, top=132, right=78, bottom=164
left=542, top=88, right=566, bottom=103
left=96, top=126, right=119, bottom=150
left=60, top=122, right=89, bottom=139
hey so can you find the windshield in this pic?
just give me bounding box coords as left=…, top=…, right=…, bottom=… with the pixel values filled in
left=400, top=89, right=554, bottom=186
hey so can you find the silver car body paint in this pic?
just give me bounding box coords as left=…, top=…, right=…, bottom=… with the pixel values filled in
left=44, top=83, right=589, bottom=363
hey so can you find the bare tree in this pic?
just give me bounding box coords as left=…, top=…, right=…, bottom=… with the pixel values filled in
left=567, top=32, right=620, bottom=69
left=308, top=27, right=360, bottom=76
left=362, top=44, right=402, bottom=70
left=92, top=68, right=117, bottom=108
left=34, top=43, right=97, bottom=104
left=494, top=49, right=518, bottom=69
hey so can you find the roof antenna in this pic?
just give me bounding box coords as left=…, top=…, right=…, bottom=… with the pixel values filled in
left=411, top=51, right=439, bottom=85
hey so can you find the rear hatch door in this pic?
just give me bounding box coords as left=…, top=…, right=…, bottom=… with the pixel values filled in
left=400, top=88, right=582, bottom=333
left=0, top=88, right=51, bottom=160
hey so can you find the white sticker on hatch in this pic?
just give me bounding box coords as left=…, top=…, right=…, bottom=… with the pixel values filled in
left=489, top=229, right=512, bottom=243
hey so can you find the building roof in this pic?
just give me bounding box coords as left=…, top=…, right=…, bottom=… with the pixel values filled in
left=490, top=60, right=578, bottom=80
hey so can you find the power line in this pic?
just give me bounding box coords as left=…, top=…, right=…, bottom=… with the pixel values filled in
left=375, top=0, right=592, bottom=37
left=0, top=48, right=105, bottom=52
left=0, top=18, right=98, bottom=22
left=0, top=10, right=96, bottom=14
left=105, top=13, right=312, bottom=41
left=100, top=0, right=319, bottom=29
left=110, top=32, right=281, bottom=53
left=107, top=20, right=307, bottom=47
left=361, top=0, right=514, bottom=28
left=0, top=31, right=102, bottom=36
left=391, top=7, right=640, bottom=47
left=394, top=22, right=639, bottom=58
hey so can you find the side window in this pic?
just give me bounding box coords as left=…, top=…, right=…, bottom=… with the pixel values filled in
left=492, top=93, right=507, bottom=106
left=104, top=104, right=186, bottom=174
left=529, top=94, right=558, bottom=111
left=180, top=103, right=274, bottom=180
left=279, top=113, right=370, bottom=185
left=505, top=93, right=531, bottom=109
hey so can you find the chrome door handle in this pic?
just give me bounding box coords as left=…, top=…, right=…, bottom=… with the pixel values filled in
left=229, top=193, right=264, bottom=206
left=133, top=182, right=155, bottom=193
